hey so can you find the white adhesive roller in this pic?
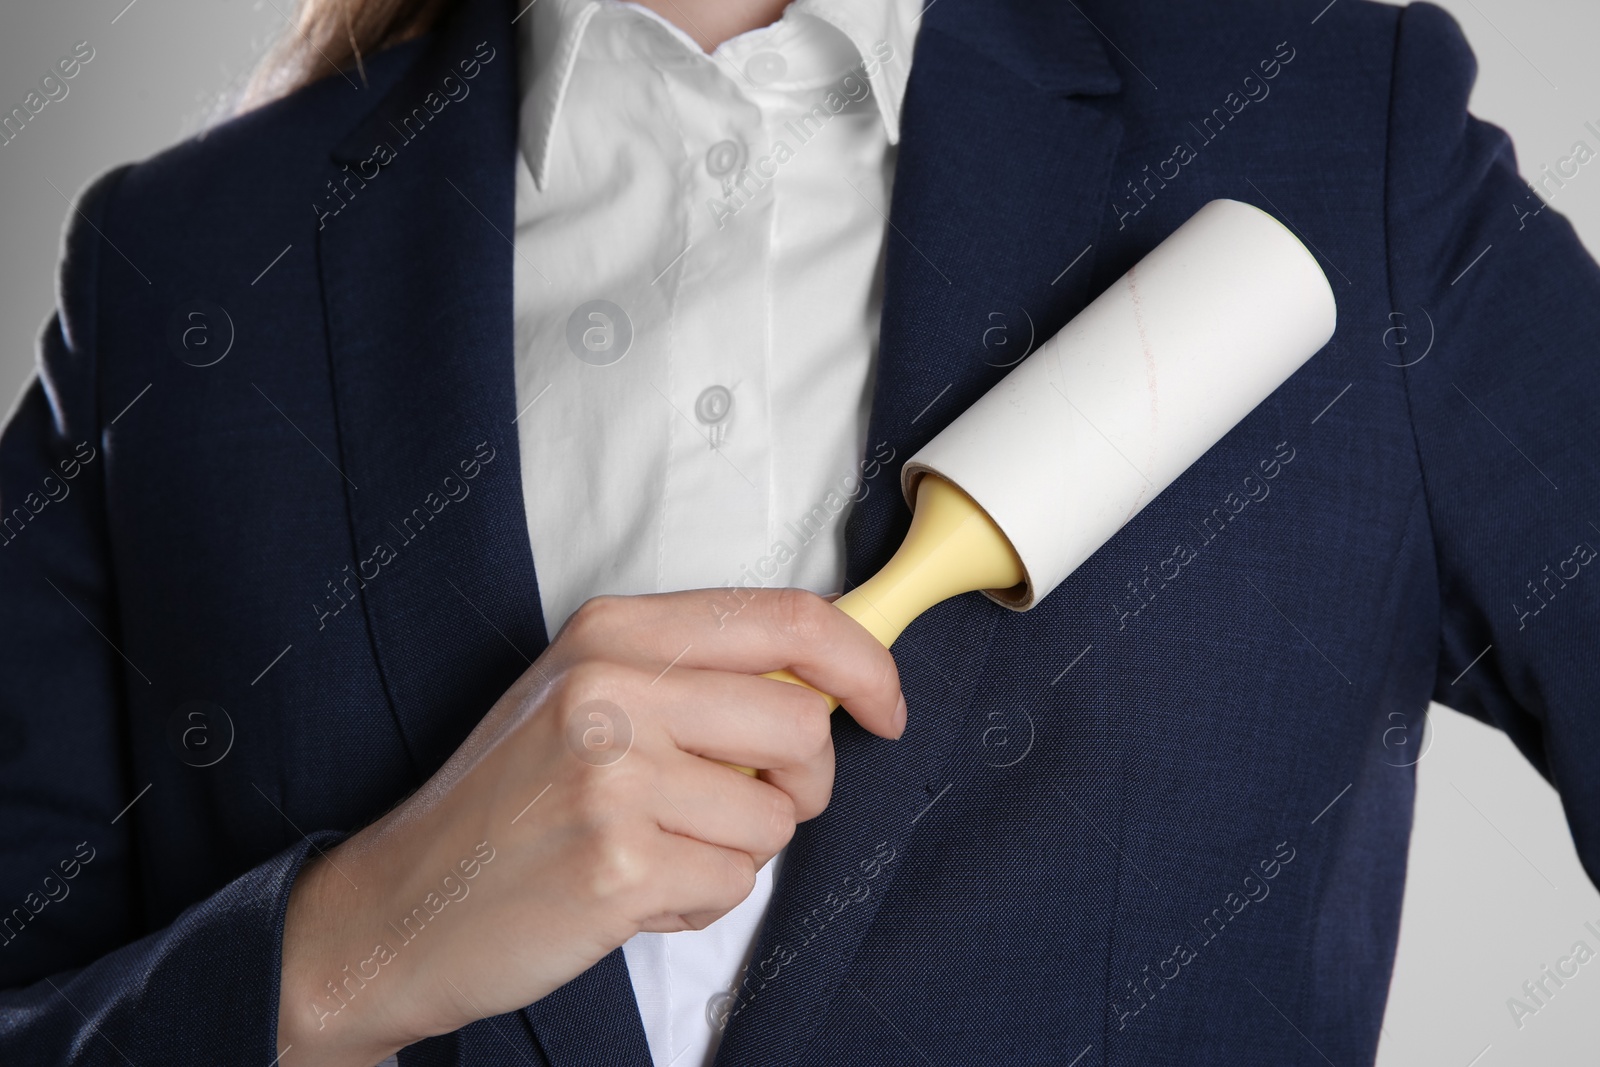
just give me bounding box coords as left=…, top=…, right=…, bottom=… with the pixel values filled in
left=734, top=198, right=1336, bottom=775
left=901, top=198, right=1337, bottom=609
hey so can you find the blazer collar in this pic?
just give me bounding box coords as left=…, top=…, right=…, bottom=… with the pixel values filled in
left=926, top=0, right=1122, bottom=96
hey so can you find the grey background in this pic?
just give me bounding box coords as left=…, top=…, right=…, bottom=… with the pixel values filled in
left=1, top=1, right=1597, bottom=1062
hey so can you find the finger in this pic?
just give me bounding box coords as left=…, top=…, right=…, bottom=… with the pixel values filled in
left=571, top=588, right=904, bottom=741
left=705, top=588, right=903, bottom=743
left=647, top=752, right=799, bottom=858
left=635, top=833, right=759, bottom=929
left=644, top=666, right=835, bottom=770
left=753, top=744, right=835, bottom=824
left=630, top=667, right=837, bottom=822
left=665, top=715, right=836, bottom=827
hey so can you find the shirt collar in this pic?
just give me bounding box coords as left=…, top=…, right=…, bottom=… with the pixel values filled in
left=518, top=0, right=920, bottom=190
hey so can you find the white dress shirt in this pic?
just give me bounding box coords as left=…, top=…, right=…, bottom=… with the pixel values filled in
left=506, top=2, right=920, bottom=1066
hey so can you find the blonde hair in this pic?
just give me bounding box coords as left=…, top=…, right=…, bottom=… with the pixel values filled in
left=244, top=0, right=455, bottom=107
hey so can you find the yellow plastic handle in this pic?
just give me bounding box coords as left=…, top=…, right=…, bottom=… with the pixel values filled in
left=729, top=475, right=1025, bottom=775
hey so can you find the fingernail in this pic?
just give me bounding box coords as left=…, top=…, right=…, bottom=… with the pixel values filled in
left=893, top=694, right=907, bottom=737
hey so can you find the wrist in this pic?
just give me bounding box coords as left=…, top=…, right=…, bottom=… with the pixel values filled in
left=278, top=841, right=423, bottom=1066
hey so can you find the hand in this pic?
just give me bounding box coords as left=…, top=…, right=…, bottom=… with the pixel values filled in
left=275, top=587, right=906, bottom=1066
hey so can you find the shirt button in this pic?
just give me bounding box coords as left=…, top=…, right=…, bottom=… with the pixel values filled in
left=705, top=140, right=742, bottom=178
left=706, top=990, right=736, bottom=1033
left=745, top=51, right=787, bottom=85
left=695, top=385, right=733, bottom=424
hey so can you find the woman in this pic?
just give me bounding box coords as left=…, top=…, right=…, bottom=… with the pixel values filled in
left=3, top=0, right=1598, bottom=1064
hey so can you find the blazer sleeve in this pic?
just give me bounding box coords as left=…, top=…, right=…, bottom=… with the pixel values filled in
left=1386, top=4, right=1600, bottom=885
left=0, top=168, right=338, bottom=1063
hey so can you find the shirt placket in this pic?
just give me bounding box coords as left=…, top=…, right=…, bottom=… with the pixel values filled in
left=658, top=60, right=774, bottom=600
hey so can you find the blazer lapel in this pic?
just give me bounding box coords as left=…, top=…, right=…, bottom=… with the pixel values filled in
left=320, top=6, right=652, bottom=1062
left=319, top=0, right=549, bottom=776
left=714, top=3, right=1125, bottom=1064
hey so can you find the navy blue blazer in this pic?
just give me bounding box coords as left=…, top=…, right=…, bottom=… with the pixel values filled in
left=3, top=0, right=1597, bottom=1063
